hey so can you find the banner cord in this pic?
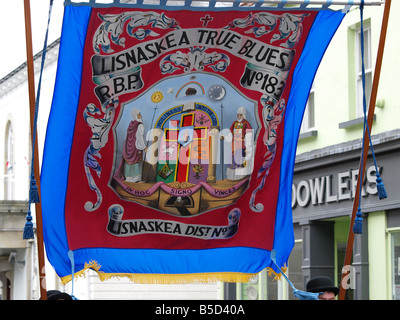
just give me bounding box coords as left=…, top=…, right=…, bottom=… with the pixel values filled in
left=353, top=0, right=387, bottom=234
left=68, top=251, right=79, bottom=299
left=270, top=250, right=320, bottom=300
left=23, top=0, right=54, bottom=240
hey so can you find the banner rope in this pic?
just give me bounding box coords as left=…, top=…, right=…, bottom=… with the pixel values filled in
left=67, top=250, right=79, bottom=299
left=270, top=250, right=320, bottom=300
left=353, top=0, right=387, bottom=234
left=23, top=0, right=54, bottom=240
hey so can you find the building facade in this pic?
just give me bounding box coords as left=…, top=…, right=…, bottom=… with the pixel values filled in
left=230, top=2, right=400, bottom=300
left=0, top=2, right=399, bottom=300
left=290, top=2, right=400, bottom=300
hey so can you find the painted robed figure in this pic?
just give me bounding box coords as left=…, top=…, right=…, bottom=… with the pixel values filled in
left=116, top=108, right=147, bottom=182
left=229, top=106, right=253, bottom=169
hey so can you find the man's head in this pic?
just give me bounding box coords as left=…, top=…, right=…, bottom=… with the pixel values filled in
left=306, top=276, right=339, bottom=300
left=318, top=291, right=336, bottom=300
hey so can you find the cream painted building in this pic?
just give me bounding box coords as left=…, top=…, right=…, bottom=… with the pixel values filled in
left=233, top=1, right=400, bottom=300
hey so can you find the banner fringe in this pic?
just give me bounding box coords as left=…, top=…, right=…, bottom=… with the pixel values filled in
left=60, top=260, right=260, bottom=285
left=266, top=265, right=287, bottom=281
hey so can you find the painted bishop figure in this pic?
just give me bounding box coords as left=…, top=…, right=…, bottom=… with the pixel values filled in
left=230, top=106, right=253, bottom=169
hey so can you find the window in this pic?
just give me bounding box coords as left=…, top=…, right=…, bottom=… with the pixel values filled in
left=391, top=232, right=400, bottom=300
left=301, top=84, right=315, bottom=133
left=266, top=268, right=278, bottom=300
left=4, top=120, right=14, bottom=200
left=355, top=24, right=372, bottom=118
left=287, top=241, right=303, bottom=300
left=336, top=240, right=354, bottom=300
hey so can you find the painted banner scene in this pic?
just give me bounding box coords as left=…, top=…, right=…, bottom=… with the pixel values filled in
left=41, top=3, right=345, bottom=283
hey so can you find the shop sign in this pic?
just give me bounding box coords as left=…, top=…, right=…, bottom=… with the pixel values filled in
left=292, top=166, right=382, bottom=208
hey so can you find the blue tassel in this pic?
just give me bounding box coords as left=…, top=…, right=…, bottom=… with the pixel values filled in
left=23, top=211, right=35, bottom=240
left=353, top=208, right=363, bottom=234
left=29, top=177, right=40, bottom=203
left=375, top=172, right=387, bottom=200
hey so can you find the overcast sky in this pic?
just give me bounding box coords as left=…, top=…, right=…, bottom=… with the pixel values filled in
left=0, top=0, right=64, bottom=79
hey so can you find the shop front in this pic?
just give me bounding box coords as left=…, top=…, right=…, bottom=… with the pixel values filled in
left=291, top=129, right=400, bottom=300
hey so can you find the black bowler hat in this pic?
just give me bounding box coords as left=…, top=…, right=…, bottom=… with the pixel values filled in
left=306, top=276, right=339, bottom=295
left=47, top=290, right=73, bottom=300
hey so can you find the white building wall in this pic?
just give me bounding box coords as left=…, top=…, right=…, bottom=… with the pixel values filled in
left=0, top=82, right=30, bottom=201
left=76, top=270, right=220, bottom=300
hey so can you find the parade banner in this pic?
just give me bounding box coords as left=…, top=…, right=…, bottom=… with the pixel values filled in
left=41, top=2, right=345, bottom=283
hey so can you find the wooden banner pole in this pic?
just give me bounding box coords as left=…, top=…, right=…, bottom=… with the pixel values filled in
left=338, top=0, right=391, bottom=300
left=23, top=0, right=47, bottom=301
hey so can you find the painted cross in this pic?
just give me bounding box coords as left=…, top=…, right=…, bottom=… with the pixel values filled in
left=157, top=110, right=211, bottom=184
left=200, top=14, right=213, bottom=27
